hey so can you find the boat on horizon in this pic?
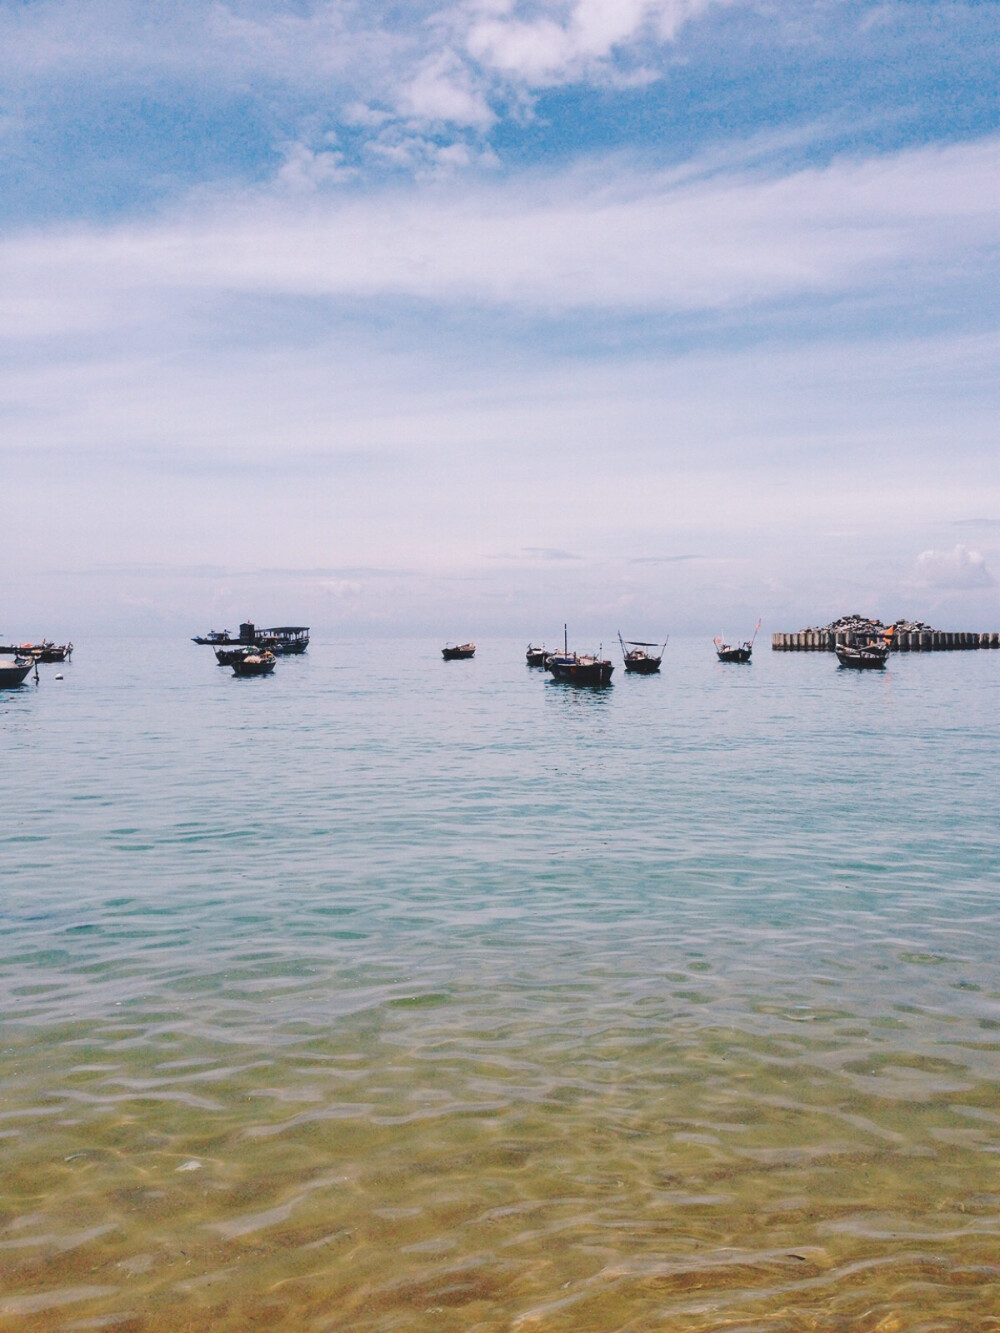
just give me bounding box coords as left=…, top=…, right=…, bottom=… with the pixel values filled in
left=836, top=626, right=894, bottom=670
left=232, top=650, right=277, bottom=677
left=546, top=626, right=613, bottom=686
left=215, top=646, right=250, bottom=666
left=0, top=639, right=72, bottom=661
left=715, top=619, right=761, bottom=664
left=194, top=622, right=309, bottom=653
left=619, top=634, right=667, bottom=674
left=442, top=642, right=476, bottom=660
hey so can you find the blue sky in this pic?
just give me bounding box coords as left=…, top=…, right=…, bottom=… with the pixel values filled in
left=1, top=0, right=998, bottom=637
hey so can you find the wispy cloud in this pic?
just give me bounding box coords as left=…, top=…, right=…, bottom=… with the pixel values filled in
left=2, top=134, right=996, bottom=346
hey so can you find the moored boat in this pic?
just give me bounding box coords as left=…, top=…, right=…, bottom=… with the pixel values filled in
left=619, top=633, right=667, bottom=674
left=547, top=653, right=614, bottom=686
left=715, top=619, right=761, bottom=663
left=525, top=644, right=548, bottom=667
left=260, top=626, right=309, bottom=654
left=546, top=626, right=613, bottom=686
left=191, top=629, right=235, bottom=645
left=835, top=627, right=894, bottom=670
left=442, top=642, right=476, bottom=660
left=832, top=621, right=896, bottom=666
left=232, top=651, right=276, bottom=677
left=0, top=640, right=72, bottom=661
left=0, top=654, right=37, bottom=688
left=215, top=646, right=250, bottom=666
left=835, top=643, right=889, bottom=670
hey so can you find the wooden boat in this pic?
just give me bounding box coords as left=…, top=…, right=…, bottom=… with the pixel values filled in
left=215, top=646, right=249, bottom=665
left=525, top=644, right=548, bottom=667
left=548, top=653, right=614, bottom=686
left=0, top=654, right=37, bottom=688
left=192, top=628, right=237, bottom=645
left=546, top=626, right=613, bottom=686
left=835, top=643, right=889, bottom=670
left=260, top=626, right=309, bottom=654
left=836, top=627, right=894, bottom=670
left=0, top=640, right=72, bottom=661
left=196, top=622, right=309, bottom=653
left=619, top=634, right=667, bottom=674
left=231, top=650, right=276, bottom=677
left=442, top=642, right=476, bottom=660
left=33, top=640, right=72, bottom=662
left=715, top=619, right=761, bottom=663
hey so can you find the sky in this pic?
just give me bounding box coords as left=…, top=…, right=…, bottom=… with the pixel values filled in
left=1, top=0, right=998, bottom=640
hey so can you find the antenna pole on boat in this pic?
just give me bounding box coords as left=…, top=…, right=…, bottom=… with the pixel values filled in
left=564, top=623, right=568, bottom=655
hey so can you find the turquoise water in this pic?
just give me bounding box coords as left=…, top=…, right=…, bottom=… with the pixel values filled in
left=2, top=639, right=999, bottom=1330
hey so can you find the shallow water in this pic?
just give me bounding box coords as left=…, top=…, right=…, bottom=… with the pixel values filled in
left=2, top=637, right=999, bottom=1330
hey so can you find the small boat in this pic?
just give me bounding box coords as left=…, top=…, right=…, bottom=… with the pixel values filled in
left=232, top=651, right=276, bottom=677
left=192, top=628, right=235, bottom=645
left=715, top=619, right=761, bottom=663
left=0, top=654, right=37, bottom=688
left=546, top=626, right=613, bottom=686
left=33, top=640, right=73, bottom=662
left=525, top=644, right=548, bottom=667
left=215, top=646, right=250, bottom=666
left=619, top=634, right=667, bottom=674
left=442, top=642, right=476, bottom=660
left=836, top=627, right=894, bottom=670
left=0, top=640, right=72, bottom=661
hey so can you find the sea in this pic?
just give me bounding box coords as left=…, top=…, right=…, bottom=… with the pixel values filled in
left=2, top=636, right=998, bottom=1332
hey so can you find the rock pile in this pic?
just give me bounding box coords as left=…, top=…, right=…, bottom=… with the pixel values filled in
left=799, top=614, right=939, bottom=636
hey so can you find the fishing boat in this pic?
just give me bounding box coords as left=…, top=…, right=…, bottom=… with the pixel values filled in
left=546, top=626, right=613, bottom=686
left=619, top=634, right=667, bottom=674
left=714, top=619, right=761, bottom=663
left=215, top=646, right=249, bottom=666
left=33, top=640, right=73, bottom=662
left=525, top=644, right=548, bottom=667
left=192, top=628, right=237, bottom=645
left=0, top=654, right=36, bottom=688
left=442, top=642, right=476, bottom=660
left=835, top=626, right=894, bottom=670
left=231, top=650, right=276, bottom=677
left=0, top=640, right=72, bottom=661
left=260, top=626, right=309, bottom=654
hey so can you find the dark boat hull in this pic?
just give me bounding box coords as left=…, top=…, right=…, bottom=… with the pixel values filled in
left=548, top=657, right=614, bottom=686
left=836, top=647, right=888, bottom=670
left=1, top=642, right=71, bottom=661
left=716, top=647, right=752, bottom=663
left=232, top=655, right=276, bottom=676
left=0, top=657, right=35, bottom=687
left=526, top=646, right=547, bottom=667
left=442, top=644, right=475, bottom=660
left=623, top=655, right=661, bottom=673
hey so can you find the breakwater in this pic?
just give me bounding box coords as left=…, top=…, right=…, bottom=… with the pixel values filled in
left=772, top=629, right=1000, bottom=651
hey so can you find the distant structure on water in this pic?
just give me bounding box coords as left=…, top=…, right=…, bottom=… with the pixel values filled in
left=772, top=614, right=1000, bottom=652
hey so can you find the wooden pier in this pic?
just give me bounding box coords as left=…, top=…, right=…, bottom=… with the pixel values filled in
left=772, top=630, right=1000, bottom=652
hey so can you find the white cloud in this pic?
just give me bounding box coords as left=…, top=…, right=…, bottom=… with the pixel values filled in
left=275, top=141, right=355, bottom=193
left=398, top=50, right=496, bottom=127
left=464, top=0, right=721, bottom=84
left=912, top=545, right=995, bottom=589
left=0, top=0, right=736, bottom=168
